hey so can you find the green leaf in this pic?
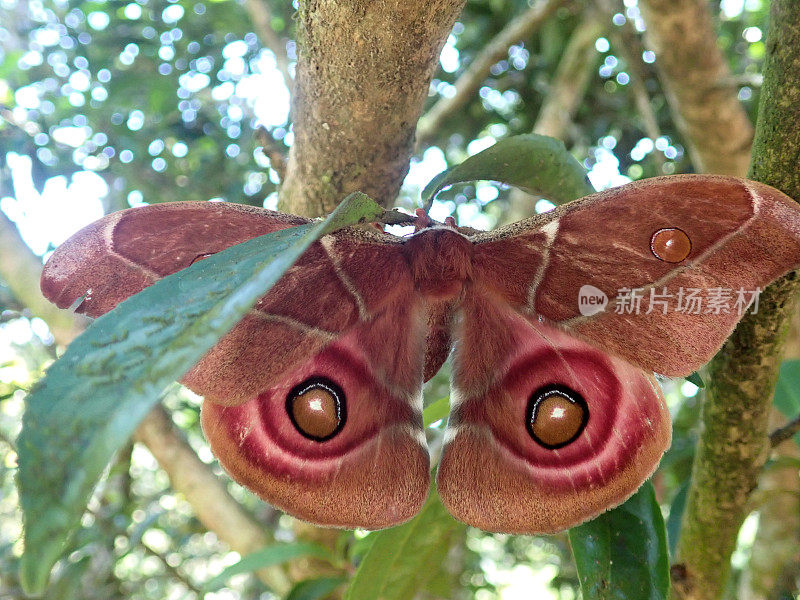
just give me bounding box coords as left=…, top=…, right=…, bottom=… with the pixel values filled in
left=17, top=192, right=383, bottom=595
left=685, top=372, right=705, bottom=388
left=344, top=488, right=463, bottom=600
left=569, top=481, right=670, bottom=600
left=421, top=134, right=592, bottom=209
left=203, top=543, right=335, bottom=592
left=666, top=479, right=690, bottom=558
left=774, top=359, right=800, bottom=447
left=422, top=396, right=450, bottom=427
left=286, top=576, right=346, bottom=600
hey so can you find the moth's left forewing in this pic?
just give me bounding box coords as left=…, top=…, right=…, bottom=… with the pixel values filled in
left=471, top=175, right=800, bottom=377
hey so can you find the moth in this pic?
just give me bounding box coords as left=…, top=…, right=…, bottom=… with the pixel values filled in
left=40, top=174, right=800, bottom=534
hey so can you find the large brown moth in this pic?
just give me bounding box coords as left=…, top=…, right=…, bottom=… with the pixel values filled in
left=40, top=174, right=800, bottom=534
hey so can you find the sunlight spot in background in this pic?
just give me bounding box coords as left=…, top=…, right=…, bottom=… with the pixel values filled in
left=404, top=146, right=448, bottom=190
left=681, top=380, right=699, bottom=397
left=587, top=147, right=631, bottom=190
left=1, top=153, right=105, bottom=255
left=731, top=512, right=760, bottom=569
left=440, top=34, right=460, bottom=73
left=237, top=49, right=290, bottom=128
left=535, top=199, right=556, bottom=214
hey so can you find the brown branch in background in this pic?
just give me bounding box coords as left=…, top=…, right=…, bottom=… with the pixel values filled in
left=0, top=211, right=86, bottom=345
left=504, top=12, right=606, bottom=223
left=637, top=0, right=753, bottom=176
left=769, top=414, right=800, bottom=448
left=134, top=407, right=291, bottom=594
left=0, top=215, right=292, bottom=594
left=256, top=126, right=288, bottom=182
left=415, top=0, right=566, bottom=146
left=608, top=9, right=664, bottom=167
left=243, top=0, right=293, bottom=91
left=0, top=104, right=41, bottom=136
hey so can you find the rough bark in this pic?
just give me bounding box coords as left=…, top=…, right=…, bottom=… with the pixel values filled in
left=279, top=0, right=466, bottom=215
left=674, top=2, right=800, bottom=598
left=415, top=0, right=565, bottom=146
left=638, top=0, right=753, bottom=176
left=504, top=13, right=605, bottom=222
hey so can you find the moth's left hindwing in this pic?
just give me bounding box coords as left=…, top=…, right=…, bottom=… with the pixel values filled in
left=41, top=202, right=433, bottom=528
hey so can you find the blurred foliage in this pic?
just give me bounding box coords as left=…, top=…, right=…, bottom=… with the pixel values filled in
left=0, top=0, right=786, bottom=598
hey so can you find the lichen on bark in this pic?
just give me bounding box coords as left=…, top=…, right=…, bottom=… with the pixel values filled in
left=674, top=1, right=800, bottom=598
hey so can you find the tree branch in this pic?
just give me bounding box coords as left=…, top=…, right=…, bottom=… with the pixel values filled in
left=134, top=407, right=291, bottom=594
left=504, top=11, right=606, bottom=222
left=638, top=0, right=754, bottom=176
left=608, top=12, right=664, bottom=166
left=0, top=211, right=86, bottom=346
left=243, top=0, right=293, bottom=91
left=673, top=2, right=800, bottom=598
left=279, top=0, right=467, bottom=215
left=415, top=0, right=566, bottom=146
left=769, top=414, right=800, bottom=448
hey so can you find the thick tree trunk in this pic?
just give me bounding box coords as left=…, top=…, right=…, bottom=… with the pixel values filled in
left=673, top=2, right=800, bottom=598
left=279, top=0, right=466, bottom=216
left=638, top=0, right=753, bottom=176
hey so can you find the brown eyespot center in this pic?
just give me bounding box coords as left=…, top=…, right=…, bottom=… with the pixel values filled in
left=286, top=378, right=345, bottom=441
left=526, top=385, right=588, bottom=449
left=650, top=228, right=692, bottom=263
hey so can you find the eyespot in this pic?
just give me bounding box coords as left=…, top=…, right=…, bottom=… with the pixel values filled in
left=286, top=377, right=346, bottom=441
left=526, top=385, right=588, bottom=449
left=650, top=228, right=691, bottom=263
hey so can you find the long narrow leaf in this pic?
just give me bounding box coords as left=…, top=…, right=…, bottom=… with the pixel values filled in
left=203, top=542, right=335, bottom=592
left=422, top=396, right=450, bottom=427
left=17, top=193, right=383, bottom=594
